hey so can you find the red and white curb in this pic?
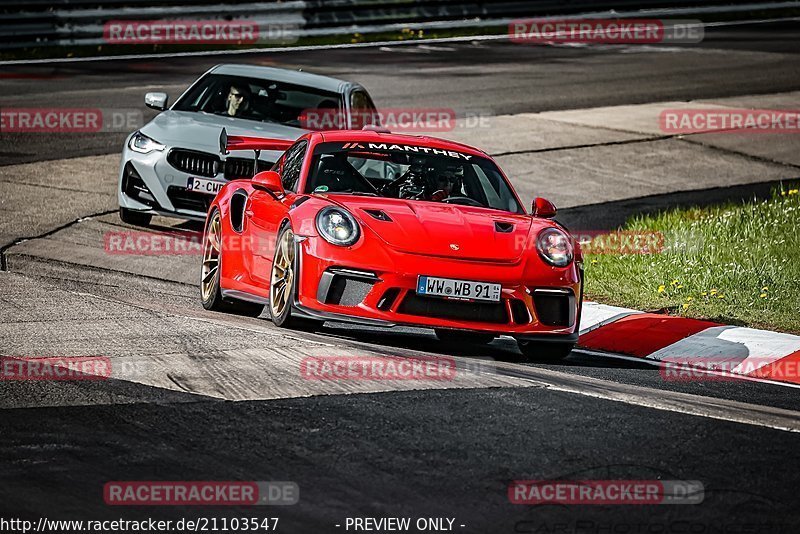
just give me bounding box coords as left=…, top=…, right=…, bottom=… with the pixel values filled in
left=578, top=302, right=800, bottom=385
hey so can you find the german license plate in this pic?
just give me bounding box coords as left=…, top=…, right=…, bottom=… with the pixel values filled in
left=416, top=276, right=501, bottom=302
left=187, top=177, right=224, bottom=195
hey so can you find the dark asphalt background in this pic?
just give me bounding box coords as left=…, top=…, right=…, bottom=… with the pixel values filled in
left=1, top=22, right=800, bottom=533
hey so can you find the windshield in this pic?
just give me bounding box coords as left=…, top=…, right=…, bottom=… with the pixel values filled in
left=305, top=142, right=524, bottom=213
left=172, top=74, right=343, bottom=127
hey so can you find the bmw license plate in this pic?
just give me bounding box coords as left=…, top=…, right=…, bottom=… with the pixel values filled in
left=187, top=177, right=224, bottom=195
left=417, top=276, right=501, bottom=302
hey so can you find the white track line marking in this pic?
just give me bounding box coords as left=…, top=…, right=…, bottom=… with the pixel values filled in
left=576, top=348, right=800, bottom=390
left=579, top=302, right=642, bottom=334
left=646, top=326, right=800, bottom=374
left=493, top=360, right=800, bottom=433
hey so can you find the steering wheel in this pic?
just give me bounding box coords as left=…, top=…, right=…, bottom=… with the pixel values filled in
left=443, top=196, right=483, bottom=207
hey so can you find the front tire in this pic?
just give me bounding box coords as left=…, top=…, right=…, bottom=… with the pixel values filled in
left=516, top=340, right=574, bottom=362
left=269, top=225, right=319, bottom=330
left=201, top=209, right=264, bottom=317
left=119, top=207, right=152, bottom=227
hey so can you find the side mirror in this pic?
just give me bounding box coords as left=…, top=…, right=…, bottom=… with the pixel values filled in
left=252, top=171, right=284, bottom=195
left=145, top=92, right=168, bottom=111
left=532, top=197, right=557, bottom=218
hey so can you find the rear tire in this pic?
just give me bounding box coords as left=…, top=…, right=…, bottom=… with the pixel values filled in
left=119, top=207, right=152, bottom=227
left=269, top=225, right=320, bottom=330
left=516, top=340, right=574, bottom=362
left=435, top=329, right=495, bottom=346
left=201, top=209, right=264, bottom=317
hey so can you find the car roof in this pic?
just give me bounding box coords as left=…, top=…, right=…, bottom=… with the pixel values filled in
left=210, top=64, right=352, bottom=93
left=314, top=130, right=489, bottom=159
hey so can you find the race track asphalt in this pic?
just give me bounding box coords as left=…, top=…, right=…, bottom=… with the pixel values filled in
left=1, top=21, right=799, bottom=532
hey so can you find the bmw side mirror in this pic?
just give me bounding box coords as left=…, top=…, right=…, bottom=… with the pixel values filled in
left=145, top=92, right=168, bottom=111
left=252, top=171, right=284, bottom=195
left=532, top=197, right=557, bottom=218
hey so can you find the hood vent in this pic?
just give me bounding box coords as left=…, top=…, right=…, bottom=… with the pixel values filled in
left=364, top=209, right=392, bottom=222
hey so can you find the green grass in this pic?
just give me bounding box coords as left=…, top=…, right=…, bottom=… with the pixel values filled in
left=584, top=185, right=800, bottom=334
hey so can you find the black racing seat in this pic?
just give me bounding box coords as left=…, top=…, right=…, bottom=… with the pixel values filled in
left=308, top=155, right=366, bottom=193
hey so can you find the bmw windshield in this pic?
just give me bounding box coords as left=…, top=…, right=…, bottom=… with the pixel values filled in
left=173, top=74, right=343, bottom=128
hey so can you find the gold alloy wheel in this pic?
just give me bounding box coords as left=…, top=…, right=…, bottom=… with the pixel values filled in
left=270, top=228, right=295, bottom=318
left=201, top=212, right=222, bottom=302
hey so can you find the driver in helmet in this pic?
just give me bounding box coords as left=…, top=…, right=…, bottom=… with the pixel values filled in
left=386, top=157, right=465, bottom=201
left=429, top=163, right=464, bottom=201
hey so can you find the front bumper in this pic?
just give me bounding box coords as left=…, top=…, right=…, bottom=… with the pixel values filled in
left=118, top=143, right=215, bottom=221
left=293, top=236, right=582, bottom=337
left=117, top=140, right=278, bottom=222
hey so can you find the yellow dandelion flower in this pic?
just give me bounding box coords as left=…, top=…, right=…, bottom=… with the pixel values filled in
left=676, top=284, right=683, bottom=289
left=760, top=293, right=767, bottom=298
left=701, top=291, right=707, bottom=296
left=682, top=303, right=690, bottom=309
left=686, top=296, right=693, bottom=301
left=782, top=191, right=787, bottom=196
left=591, top=259, right=598, bottom=264
left=671, top=279, right=680, bottom=286
left=761, top=286, right=769, bottom=291
left=717, top=294, right=725, bottom=299
left=710, top=289, right=718, bottom=295
left=658, top=285, right=666, bottom=293
left=789, top=189, right=799, bottom=195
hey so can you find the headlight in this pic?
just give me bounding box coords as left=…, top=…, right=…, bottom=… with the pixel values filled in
left=315, top=207, right=360, bottom=246
left=128, top=131, right=165, bottom=154
left=536, top=227, right=573, bottom=267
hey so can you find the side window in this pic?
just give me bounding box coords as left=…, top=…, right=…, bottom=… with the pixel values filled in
left=349, top=90, right=378, bottom=129
left=281, top=141, right=307, bottom=193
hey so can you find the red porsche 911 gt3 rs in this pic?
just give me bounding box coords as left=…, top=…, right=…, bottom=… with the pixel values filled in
left=201, top=129, right=583, bottom=360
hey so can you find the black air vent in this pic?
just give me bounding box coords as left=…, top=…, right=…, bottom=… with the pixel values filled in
left=533, top=290, right=576, bottom=327
left=364, top=209, right=392, bottom=222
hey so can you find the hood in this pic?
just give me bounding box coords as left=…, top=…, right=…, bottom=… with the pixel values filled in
left=140, top=110, right=306, bottom=158
left=327, top=196, right=534, bottom=262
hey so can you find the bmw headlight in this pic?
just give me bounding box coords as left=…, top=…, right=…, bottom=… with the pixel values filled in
left=536, top=227, right=573, bottom=267
left=128, top=131, right=165, bottom=154
left=316, top=207, right=360, bottom=246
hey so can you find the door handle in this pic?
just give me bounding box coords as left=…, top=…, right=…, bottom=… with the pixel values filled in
left=245, top=209, right=254, bottom=217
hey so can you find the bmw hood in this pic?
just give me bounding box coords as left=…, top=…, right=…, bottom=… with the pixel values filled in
left=327, top=196, right=535, bottom=262
left=139, top=110, right=306, bottom=156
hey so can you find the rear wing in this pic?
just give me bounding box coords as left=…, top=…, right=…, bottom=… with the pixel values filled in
left=218, top=128, right=295, bottom=156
